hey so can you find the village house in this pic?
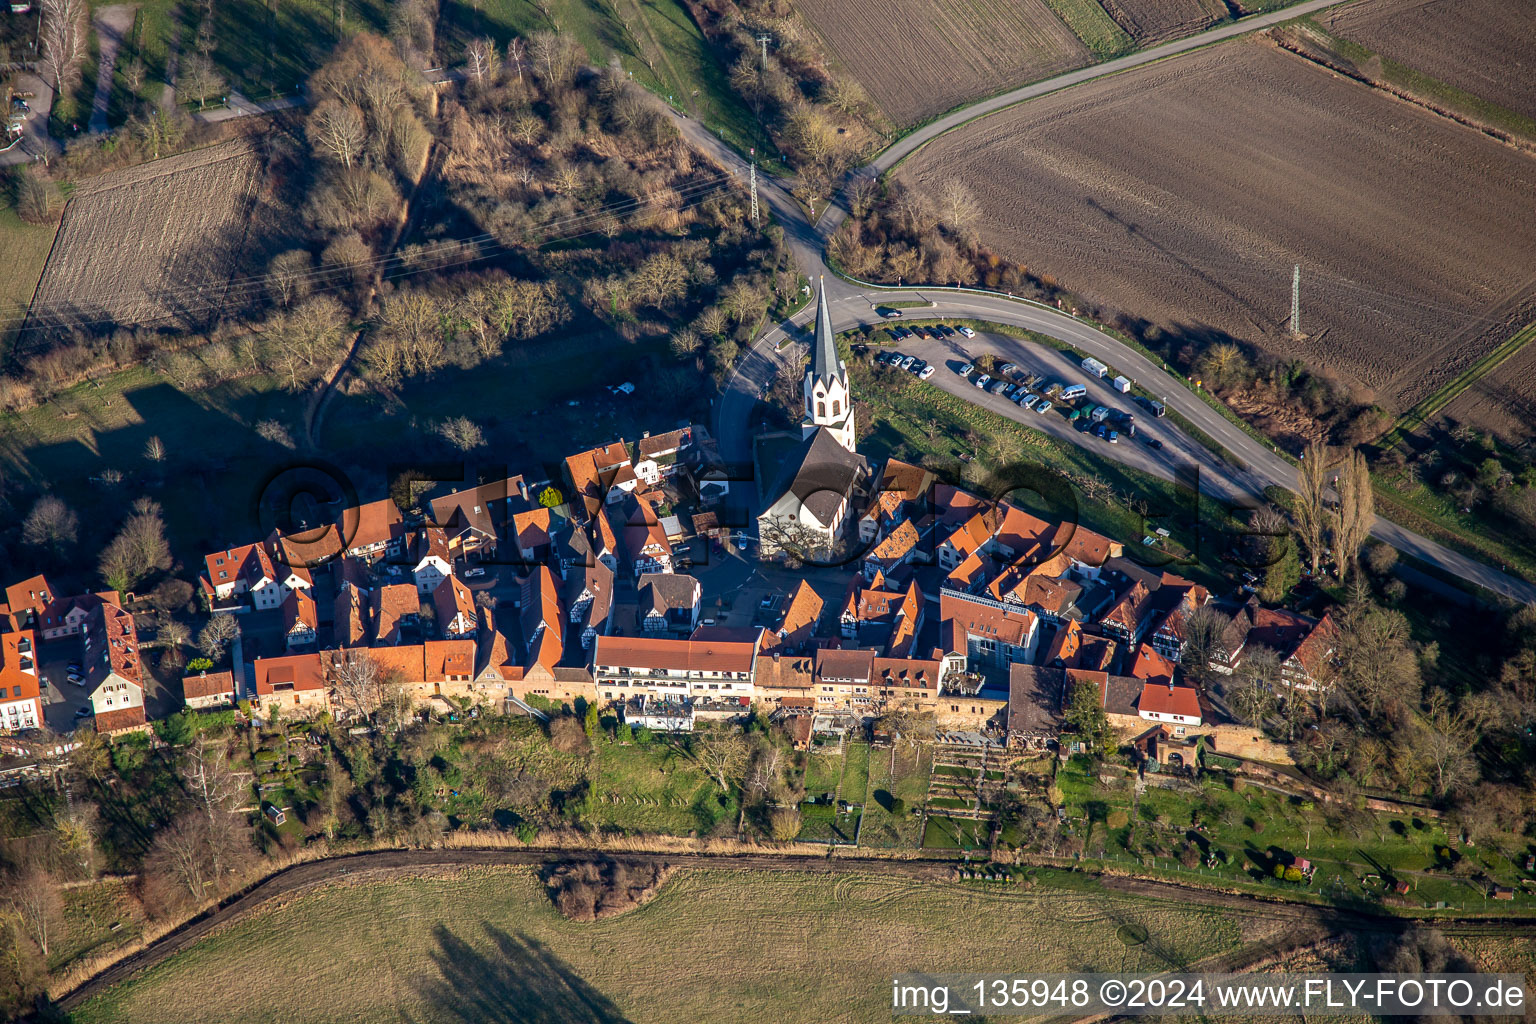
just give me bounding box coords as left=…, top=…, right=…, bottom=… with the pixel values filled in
left=513, top=507, right=558, bottom=564
left=370, top=583, right=421, bottom=645
left=839, top=574, right=924, bottom=657
left=941, top=592, right=1041, bottom=672
left=633, top=426, right=699, bottom=486
left=639, top=573, right=702, bottom=634
left=0, top=631, right=42, bottom=734
left=3, top=575, right=53, bottom=633
left=340, top=498, right=405, bottom=563
left=181, top=670, right=236, bottom=710
left=433, top=577, right=478, bottom=639
left=1218, top=597, right=1337, bottom=689
left=281, top=590, right=318, bottom=649
left=1006, top=664, right=1065, bottom=749
left=566, top=441, right=637, bottom=521
left=761, top=580, right=822, bottom=654
left=752, top=651, right=815, bottom=707
left=200, top=542, right=310, bottom=612
left=520, top=567, right=564, bottom=675
left=428, top=475, right=532, bottom=558
left=591, top=633, right=759, bottom=703
left=620, top=493, right=673, bottom=577
left=252, top=653, right=328, bottom=717
left=83, top=600, right=147, bottom=734
left=402, top=526, right=454, bottom=594
left=559, top=549, right=614, bottom=651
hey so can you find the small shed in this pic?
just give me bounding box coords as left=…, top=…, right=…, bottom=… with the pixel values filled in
left=1112, top=375, right=1132, bottom=393
left=1493, top=885, right=1515, bottom=900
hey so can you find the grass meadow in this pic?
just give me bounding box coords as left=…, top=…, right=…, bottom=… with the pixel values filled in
left=72, top=865, right=1250, bottom=1023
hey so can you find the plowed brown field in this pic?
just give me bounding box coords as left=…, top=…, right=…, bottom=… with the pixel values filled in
left=22, top=139, right=261, bottom=347
left=1099, top=0, right=1227, bottom=44
left=797, top=0, right=1090, bottom=126
left=1326, top=0, right=1536, bottom=121
left=896, top=40, right=1536, bottom=412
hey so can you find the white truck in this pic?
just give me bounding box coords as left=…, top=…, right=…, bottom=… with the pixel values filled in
left=1081, top=357, right=1108, bottom=378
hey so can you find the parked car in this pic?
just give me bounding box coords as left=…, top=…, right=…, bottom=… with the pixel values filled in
left=1021, top=394, right=1039, bottom=410
left=908, top=359, right=927, bottom=375
left=936, top=325, right=956, bottom=337
left=918, top=365, right=936, bottom=380
left=999, top=363, right=1017, bottom=377
left=75, top=706, right=92, bottom=718
left=463, top=567, right=486, bottom=578
left=1094, top=423, right=1107, bottom=439
left=974, top=374, right=991, bottom=389
left=1143, top=437, right=1164, bottom=450
left=990, top=379, right=1009, bottom=394
left=882, top=309, right=903, bottom=319
left=1107, top=430, right=1119, bottom=444
left=607, top=381, right=636, bottom=396
left=958, top=363, right=974, bottom=376
left=958, top=326, right=976, bottom=338
left=1036, top=400, right=1052, bottom=415
left=1001, top=383, right=1017, bottom=398
left=67, top=663, right=81, bottom=673
left=899, top=355, right=916, bottom=371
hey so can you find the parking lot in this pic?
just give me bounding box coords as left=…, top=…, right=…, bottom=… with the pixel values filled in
left=36, top=638, right=93, bottom=733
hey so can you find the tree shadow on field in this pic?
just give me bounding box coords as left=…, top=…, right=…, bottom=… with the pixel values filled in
left=421, top=923, right=634, bottom=1024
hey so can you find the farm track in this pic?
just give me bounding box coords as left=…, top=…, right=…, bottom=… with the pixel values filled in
left=52, top=846, right=1536, bottom=1012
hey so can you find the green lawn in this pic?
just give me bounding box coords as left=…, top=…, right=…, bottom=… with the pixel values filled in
left=1039, top=0, right=1133, bottom=57
left=1051, top=757, right=1531, bottom=909
left=0, top=203, right=59, bottom=364
left=585, top=740, right=734, bottom=835
left=71, top=866, right=1250, bottom=1024
left=839, top=740, right=870, bottom=804
left=860, top=743, right=930, bottom=848
left=802, top=743, right=843, bottom=802
left=922, top=814, right=988, bottom=851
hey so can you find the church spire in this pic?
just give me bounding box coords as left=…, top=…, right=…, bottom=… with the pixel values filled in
left=809, top=276, right=842, bottom=386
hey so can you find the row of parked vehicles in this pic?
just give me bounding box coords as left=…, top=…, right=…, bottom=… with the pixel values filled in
left=957, top=361, right=1056, bottom=417
left=882, top=322, right=977, bottom=344
left=875, top=349, right=936, bottom=379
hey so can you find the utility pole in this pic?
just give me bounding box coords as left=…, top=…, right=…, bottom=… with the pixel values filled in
left=757, top=32, right=771, bottom=69
left=749, top=147, right=759, bottom=227
left=1290, top=264, right=1301, bottom=337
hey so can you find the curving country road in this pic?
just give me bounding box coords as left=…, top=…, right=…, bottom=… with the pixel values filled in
left=672, top=2, right=1536, bottom=606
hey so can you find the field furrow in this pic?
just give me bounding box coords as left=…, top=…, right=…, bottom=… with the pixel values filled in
left=797, top=0, right=1091, bottom=126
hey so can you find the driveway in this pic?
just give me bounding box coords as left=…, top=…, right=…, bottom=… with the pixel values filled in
left=87, top=5, right=137, bottom=134
left=0, top=70, right=59, bottom=167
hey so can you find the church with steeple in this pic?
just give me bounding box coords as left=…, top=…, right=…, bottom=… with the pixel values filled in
left=757, top=279, right=870, bottom=559
left=802, top=276, right=856, bottom=452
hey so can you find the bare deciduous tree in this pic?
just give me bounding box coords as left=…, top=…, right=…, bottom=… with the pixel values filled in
left=330, top=650, right=400, bottom=721
left=1293, top=440, right=1329, bottom=578
left=39, top=0, right=86, bottom=98
left=436, top=416, right=484, bottom=452
left=198, top=612, right=240, bottom=659
left=691, top=729, right=748, bottom=792
left=22, top=494, right=78, bottom=552
left=2, top=857, right=62, bottom=956
left=307, top=99, right=367, bottom=169
left=1334, top=448, right=1374, bottom=579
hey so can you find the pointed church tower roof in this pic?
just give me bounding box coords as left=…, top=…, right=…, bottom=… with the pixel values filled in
left=809, top=277, right=843, bottom=386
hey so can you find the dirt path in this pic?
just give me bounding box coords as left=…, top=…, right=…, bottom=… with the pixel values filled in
left=87, top=5, right=137, bottom=135
left=52, top=846, right=1536, bottom=1013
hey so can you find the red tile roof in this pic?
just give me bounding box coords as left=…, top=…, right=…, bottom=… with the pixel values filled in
left=594, top=635, right=757, bottom=674
left=253, top=653, right=326, bottom=694
left=181, top=670, right=234, bottom=700
left=1138, top=682, right=1201, bottom=720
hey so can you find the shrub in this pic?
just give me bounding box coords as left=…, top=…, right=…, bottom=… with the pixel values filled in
left=889, top=797, right=907, bottom=818
left=1284, top=866, right=1304, bottom=883
left=769, top=806, right=802, bottom=841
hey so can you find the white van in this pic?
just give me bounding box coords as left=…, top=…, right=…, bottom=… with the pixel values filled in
left=1060, top=384, right=1087, bottom=401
